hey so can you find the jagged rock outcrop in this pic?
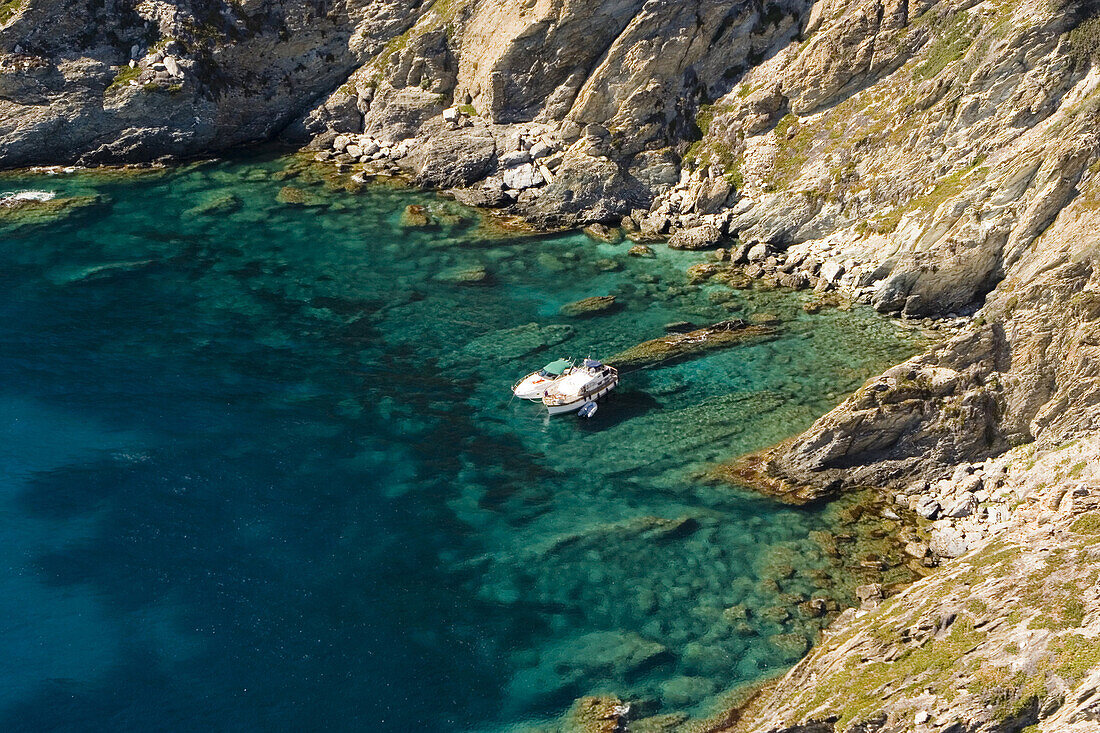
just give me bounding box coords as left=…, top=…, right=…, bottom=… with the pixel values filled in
left=0, top=0, right=424, bottom=165
left=716, top=437, right=1100, bottom=733
left=736, top=164, right=1100, bottom=504
left=302, top=0, right=809, bottom=225
left=693, top=0, right=1100, bottom=312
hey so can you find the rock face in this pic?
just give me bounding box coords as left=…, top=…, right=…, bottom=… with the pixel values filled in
left=0, top=0, right=425, bottom=165
left=295, top=0, right=810, bottom=226
left=725, top=437, right=1100, bottom=733
left=740, top=177, right=1100, bottom=505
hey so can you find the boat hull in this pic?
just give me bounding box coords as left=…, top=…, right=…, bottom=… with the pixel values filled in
left=513, top=374, right=556, bottom=400
left=544, top=377, right=619, bottom=415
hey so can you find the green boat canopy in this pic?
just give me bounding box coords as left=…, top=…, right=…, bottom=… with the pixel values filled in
left=543, top=359, right=572, bottom=376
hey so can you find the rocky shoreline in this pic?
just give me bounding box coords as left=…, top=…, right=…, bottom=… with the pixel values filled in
left=5, top=0, right=1100, bottom=729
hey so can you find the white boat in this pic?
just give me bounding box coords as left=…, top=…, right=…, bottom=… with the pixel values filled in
left=542, top=359, right=619, bottom=415
left=513, top=358, right=574, bottom=400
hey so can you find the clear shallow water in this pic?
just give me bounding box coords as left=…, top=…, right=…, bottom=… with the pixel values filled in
left=0, top=155, right=925, bottom=732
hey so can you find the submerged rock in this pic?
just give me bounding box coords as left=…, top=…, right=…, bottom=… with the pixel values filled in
left=768, top=632, right=810, bottom=660
left=607, top=320, right=775, bottom=369
left=433, top=264, right=489, bottom=284
left=628, top=244, right=656, bottom=258
left=508, top=631, right=670, bottom=704
left=659, top=676, right=716, bottom=707
left=48, top=258, right=160, bottom=285
left=687, top=262, right=722, bottom=284
left=0, top=193, right=100, bottom=228
left=750, top=312, right=781, bottom=326
left=802, top=292, right=852, bottom=314
left=450, top=322, right=574, bottom=363
left=559, top=295, right=619, bottom=318
left=562, top=696, right=630, bottom=733
left=399, top=203, right=433, bottom=227
left=183, top=192, right=242, bottom=219
left=276, top=186, right=324, bottom=207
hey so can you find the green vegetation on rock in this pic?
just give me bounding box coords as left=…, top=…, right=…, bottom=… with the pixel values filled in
left=0, top=0, right=25, bottom=25
left=913, top=11, right=975, bottom=81
left=1068, top=15, right=1100, bottom=65
left=767, top=114, right=814, bottom=191
left=684, top=103, right=743, bottom=187
left=867, top=162, right=988, bottom=234
left=1070, top=512, right=1100, bottom=535
left=106, top=65, right=142, bottom=93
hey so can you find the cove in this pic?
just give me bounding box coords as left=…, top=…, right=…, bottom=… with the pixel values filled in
left=0, top=154, right=926, bottom=732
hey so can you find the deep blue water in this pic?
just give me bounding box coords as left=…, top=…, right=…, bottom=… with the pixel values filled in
left=0, top=156, right=924, bottom=732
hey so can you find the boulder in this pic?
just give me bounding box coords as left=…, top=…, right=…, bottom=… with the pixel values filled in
left=695, top=177, right=733, bottom=214
left=667, top=223, right=722, bottom=250
left=502, top=162, right=543, bottom=190
left=414, top=124, right=496, bottom=188
left=820, top=260, right=845, bottom=284
left=855, top=583, right=883, bottom=608
left=629, top=244, right=656, bottom=258
left=519, top=151, right=640, bottom=228
left=958, top=474, right=983, bottom=494
left=529, top=141, right=553, bottom=159
left=746, top=242, right=769, bottom=262
left=915, top=496, right=941, bottom=520
left=582, top=222, right=622, bottom=243
left=451, top=184, right=510, bottom=208
left=945, top=494, right=978, bottom=518
left=499, top=149, right=531, bottom=168
left=930, top=526, right=968, bottom=558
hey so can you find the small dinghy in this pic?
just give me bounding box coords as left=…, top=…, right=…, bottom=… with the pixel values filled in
left=542, top=359, right=618, bottom=415
left=578, top=401, right=598, bottom=419
left=513, top=358, right=573, bottom=400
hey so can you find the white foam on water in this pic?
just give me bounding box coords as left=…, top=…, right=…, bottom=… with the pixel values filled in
left=0, top=190, right=57, bottom=206
left=29, top=165, right=80, bottom=175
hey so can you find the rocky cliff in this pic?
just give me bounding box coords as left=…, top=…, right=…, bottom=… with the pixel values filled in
left=6, top=0, right=1100, bottom=731
left=715, top=437, right=1100, bottom=733
left=0, top=0, right=425, bottom=165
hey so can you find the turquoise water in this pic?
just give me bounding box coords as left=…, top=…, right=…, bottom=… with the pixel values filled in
left=0, top=155, right=924, bottom=732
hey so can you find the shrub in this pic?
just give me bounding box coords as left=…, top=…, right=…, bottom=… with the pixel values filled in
left=106, top=65, right=142, bottom=93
